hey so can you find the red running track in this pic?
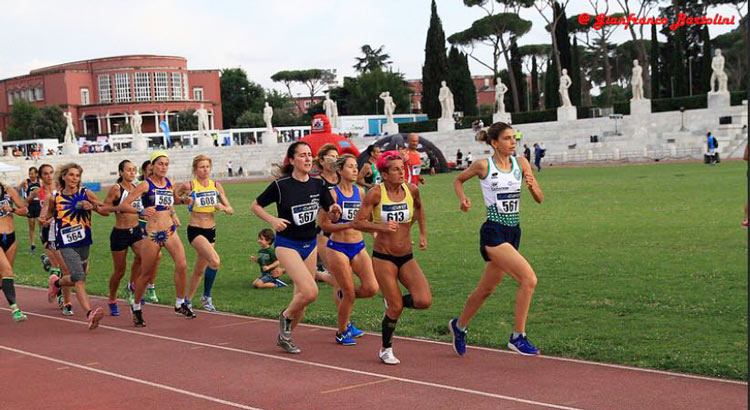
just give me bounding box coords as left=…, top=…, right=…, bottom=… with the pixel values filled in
left=0, top=286, right=745, bottom=410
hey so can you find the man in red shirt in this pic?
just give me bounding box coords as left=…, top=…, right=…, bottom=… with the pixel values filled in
left=406, top=133, right=425, bottom=185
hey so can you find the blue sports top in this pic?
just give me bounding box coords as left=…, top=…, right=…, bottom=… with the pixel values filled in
left=332, top=185, right=361, bottom=224
left=141, top=177, right=174, bottom=211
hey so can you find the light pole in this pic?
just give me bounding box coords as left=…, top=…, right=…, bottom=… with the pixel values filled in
left=609, top=114, right=623, bottom=135
left=688, top=56, right=693, bottom=96
left=679, top=106, right=687, bottom=131
left=375, top=99, right=379, bottom=115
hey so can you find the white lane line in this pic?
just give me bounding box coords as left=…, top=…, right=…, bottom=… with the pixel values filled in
left=321, top=378, right=393, bottom=394
left=210, top=320, right=263, bottom=329
left=0, top=345, right=264, bottom=410
left=6, top=309, right=591, bottom=410
left=17, top=285, right=747, bottom=386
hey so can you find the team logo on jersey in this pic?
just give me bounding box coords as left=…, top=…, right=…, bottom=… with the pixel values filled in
left=513, top=169, right=522, bottom=180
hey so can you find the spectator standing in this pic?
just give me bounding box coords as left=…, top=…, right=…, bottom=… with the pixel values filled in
left=466, top=152, right=473, bottom=167
left=524, top=144, right=531, bottom=162
left=706, top=132, right=719, bottom=165
left=227, top=161, right=233, bottom=177
left=456, top=149, right=463, bottom=168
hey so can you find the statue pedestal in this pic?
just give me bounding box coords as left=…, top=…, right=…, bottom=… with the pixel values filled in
left=707, top=91, right=730, bottom=110
left=132, top=137, right=148, bottom=152
left=557, top=106, right=577, bottom=122
left=493, top=112, right=512, bottom=124
left=62, top=142, right=79, bottom=156
left=630, top=99, right=651, bottom=116
left=437, top=118, right=455, bottom=132
left=262, top=130, right=278, bottom=146
left=382, top=122, right=399, bottom=135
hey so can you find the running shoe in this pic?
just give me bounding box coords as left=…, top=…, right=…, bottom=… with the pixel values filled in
left=200, top=295, right=216, bottom=312
left=146, top=287, right=159, bottom=303
left=57, top=295, right=64, bottom=308
left=47, top=274, right=59, bottom=303
left=180, top=302, right=196, bottom=319
left=346, top=322, right=364, bottom=338
left=378, top=347, right=400, bottom=365
left=273, top=279, right=288, bottom=287
left=335, top=332, right=356, bottom=346
left=278, top=309, right=292, bottom=340
left=125, top=283, right=135, bottom=305
left=108, top=302, right=120, bottom=317
left=12, top=308, right=27, bottom=322
left=40, top=254, right=51, bottom=272
left=508, top=334, right=540, bottom=356
left=131, top=307, right=146, bottom=327
left=30, top=245, right=36, bottom=253
left=742, top=220, right=749, bottom=227
left=61, top=305, right=73, bottom=316
left=448, top=318, right=467, bottom=356
left=277, top=334, right=301, bottom=354
left=87, top=307, right=104, bottom=330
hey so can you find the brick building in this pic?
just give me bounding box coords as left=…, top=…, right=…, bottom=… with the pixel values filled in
left=406, top=75, right=498, bottom=114
left=0, top=55, right=222, bottom=138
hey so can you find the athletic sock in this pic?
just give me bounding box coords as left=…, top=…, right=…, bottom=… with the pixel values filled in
left=175, top=298, right=184, bottom=308
left=402, top=294, right=414, bottom=309
left=2, top=277, right=16, bottom=305
left=147, top=283, right=155, bottom=289
left=132, top=303, right=142, bottom=311
left=512, top=331, right=525, bottom=339
left=10, top=303, right=19, bottom=312
left=457, top=323, right=467, bottom=333
left=203, top=267, right=218, bottom=297
left=381, top=315, right=398, bottom=348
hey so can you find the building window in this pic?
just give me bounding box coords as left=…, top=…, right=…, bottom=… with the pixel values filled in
left=134, top=72, right=151, bottom=101
left=35, top=87, right=44, bottom=101
left=171, top=72, right=183, bottom=100
left=304, top=101, right=311, bottom=108
left=98, top=74, right=112, bottom=103
left=26, top=89, right=35, bottom=102
left=114, top=73, right=131, bottom=102
left=14, top=91, right=20, bottom=102
left=154, top=72, right=168, bottom=101
left=81, top=88, right=89, bottom=105
left=183, top=73, right=189, bottom=100
left=7, top=92, right=13, bottom=105
left=484, top=78, right=490, bottom=87
left=193, top=87, right=203, bottom=101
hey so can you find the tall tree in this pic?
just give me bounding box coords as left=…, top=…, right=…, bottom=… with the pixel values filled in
left=331, top=69, right=411, bottom=116
left=220, top=68, right=264, bottom=128
left=533, top=0, right=571, bottom=82
left=543, top=59, right=560, bottom=109
left=531, top=55, right=540, bottom=110
left=422, top=0, right=450, bottom=119
left=168, top=109, right=198, bottom=132
left=447, top=46, right=478, bottom=116
left=570, top=36, right=581, bottom=106
left=6, top=100, right=40, bottom=141
left=449, top=7, right=532, bottom=113
left=699, top=26, right=712, bottom=94
left=616, top=0, right=658, bottom=97
left=553, top=2, right=572, bottom=72
left=270, top=70, right=296, bottom=97
left=31, top=106, right=66, bottom=140
left=650, top=24, right=660, bottom=99
left=509, top=37, right=527, bottom=112
left=296, top=69, right=332, bottom=105
left=353, top=45, right=392, bottom=73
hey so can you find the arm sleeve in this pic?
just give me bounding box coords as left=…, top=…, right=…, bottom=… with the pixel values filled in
left=256, top=181, right=279, bottom=207
left=320, top=181, right=335, bottom=211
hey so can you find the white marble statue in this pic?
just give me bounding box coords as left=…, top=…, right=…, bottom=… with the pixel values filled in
left=438, top=80, right=455, bottom=120
left=710, top=49, right=728, bottom=93
left=263, top=102, right=274, bottom=130
left=63, top=111, right=76, bottom=144
left=559, top=68, right=572, bottom=107
left=323, top=94, right=339, bottom=128
left=380, top=91, right=395, bottom=124
left=631, top=60, right=644, bottom=100
left=495, top=79, right=508, bottom=114
left=194, top=104, right=210, bottom=136
left=131, top=110, right=143, bottom=139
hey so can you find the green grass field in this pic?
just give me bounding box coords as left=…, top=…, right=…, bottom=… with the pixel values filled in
left=11, top=161, right=748, bottom=380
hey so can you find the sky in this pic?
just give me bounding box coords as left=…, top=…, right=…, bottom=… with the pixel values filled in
left=0, top=0, right=742, bottom=96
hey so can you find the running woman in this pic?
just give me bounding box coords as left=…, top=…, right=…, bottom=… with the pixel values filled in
left=43, top=163, right=107, bottom=330
left=178, top=155, right=234, bottom=312
left=101, top=160, right=145, bottom=317
left=448, top=122, right=543, bottom=356
left=319, top=154, right=379, bottom=346
left=357, top=145, right=382, bottom=190
left=120, top=151, right=192, bottom=327
left=0, top=181, right=29, bottom=322
left=19, top=167, right=41, bottom=252
left=314, top=143, right=339, bottom=286
left=129, top=160, right=161, bottom=304
left=352, top=151, right=431, bottom=365
left=252, top=141, right=341, bottom=354
left=28, top=164, right=73, bottom=314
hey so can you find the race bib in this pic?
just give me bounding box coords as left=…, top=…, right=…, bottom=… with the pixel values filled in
left=131, top=197, right=144, bottom=213
left=495, top=192, right=520, bottom=214
left=0, top=199, right=10, bottom=217
left=381, top=203, right=410, bottom=223
left=341, top=201, right=360, bottom=221
left=195, top=191, right=218, bottom=208
left=374, top=175, right=382, bottom=184
left=412, top=165, right=421, bottom=176
left=60, top=225, right=86, bottom=245
left=291, top=203, right=318, bottom=226
left=154, top=189, right=174, bottom=207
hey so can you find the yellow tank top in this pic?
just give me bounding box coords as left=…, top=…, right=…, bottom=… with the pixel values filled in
left=372, top=183, right=413, bottom=224
left=189, top=178, right=219, bottom=213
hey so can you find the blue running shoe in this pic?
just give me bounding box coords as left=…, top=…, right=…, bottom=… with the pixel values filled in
left=448, top=318, right=467, bottom=356
left=273, top=279, right=288, bottom=287
left=335, top=332, right=356, bottom=346
left=346, top=322, right=364, bottom=338
left=108, top=302, right=120, bottom=317
left=508, top=334, right=540, bottom=356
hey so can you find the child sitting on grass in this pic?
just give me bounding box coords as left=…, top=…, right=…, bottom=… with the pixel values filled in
left=250, top=229, right=287, bottom=288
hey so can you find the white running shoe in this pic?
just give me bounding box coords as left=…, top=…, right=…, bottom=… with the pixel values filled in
left=200, top=295, right=216, bottom=312
left=379, top=348, right=400, bottom=365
